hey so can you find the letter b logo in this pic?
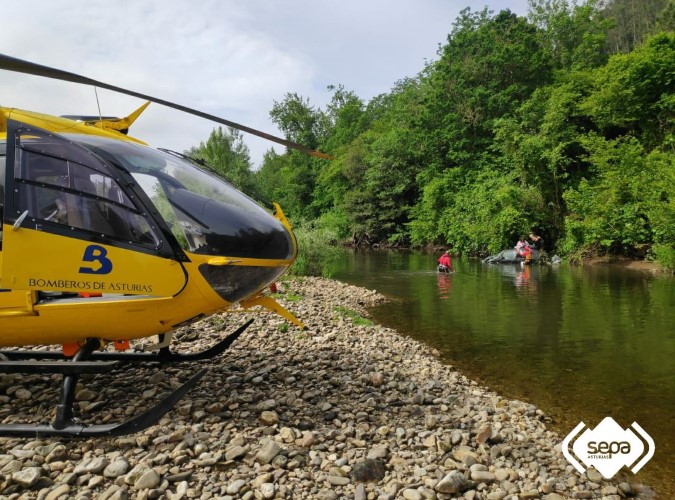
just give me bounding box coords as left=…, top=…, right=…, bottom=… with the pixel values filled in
left=79, top=245, right=113, bottom=275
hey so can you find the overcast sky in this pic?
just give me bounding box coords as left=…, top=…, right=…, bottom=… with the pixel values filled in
left=2, top=0, right=529, bottom=167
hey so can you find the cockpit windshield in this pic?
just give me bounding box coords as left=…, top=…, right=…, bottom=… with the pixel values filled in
left=68, top=135, right=294, bottom=260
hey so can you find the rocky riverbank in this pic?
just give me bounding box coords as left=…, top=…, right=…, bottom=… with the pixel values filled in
left=0, top=277, right=657, bottom=499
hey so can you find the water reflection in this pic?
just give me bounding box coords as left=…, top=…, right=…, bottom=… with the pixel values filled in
left=436, top=272, right=453, bottom=299
left=331, top=249, right=675, bottom=496
left=513, top=265, right=539, bottom=296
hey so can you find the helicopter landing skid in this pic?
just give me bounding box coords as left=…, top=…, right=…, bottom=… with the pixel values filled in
left=0, top=318, right=254, bottom=363
left=0, top=368, right=206, bottom=438
left=0, top=319, right=253, bottom=437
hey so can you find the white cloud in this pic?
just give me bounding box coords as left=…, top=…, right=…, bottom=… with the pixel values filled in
left=1, top=0, right=528, bottom=166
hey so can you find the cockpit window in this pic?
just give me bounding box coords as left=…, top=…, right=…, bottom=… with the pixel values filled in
left=13, top=129, right=160, bottom=247
left=68, top=135, right=294, bottom=260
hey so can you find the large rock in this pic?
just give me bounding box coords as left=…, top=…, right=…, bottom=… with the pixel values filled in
left=133, top=469, right=161, bottom=490
left=350, top=459, right=386, bottom=483
left=256, top=439, right=281, bottom=464
left=259, top=410, right=279, bottom=426
left=11, top=467, right=42, bottom=488
left=104, top=459, right=130, bottom=479
left=225, top=445, right=247, bottom=461
left=435, top=470, right=472, bottom=494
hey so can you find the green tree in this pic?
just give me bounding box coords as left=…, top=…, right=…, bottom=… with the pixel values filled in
left=311, top=85, right=371, bottom=216
left=269, top=92, right=328, bottom=149
left=528, top=0, right=611, bottom=70
left=411, top=8, right=553, bottom=249
left=560, top=134, right=675, bottom=259
left=581, top=32, right=675, bottom=149
left=255, top=149, right=311, bottom=220
left=262, top=93, right=329, bottom=219
left=186, top=126, right=257, bottom=196
left=322, top=77, right=428, bottom=245
left=493, top=70, right=599, bottom=245
left=601, top=0, right=672, bottom=53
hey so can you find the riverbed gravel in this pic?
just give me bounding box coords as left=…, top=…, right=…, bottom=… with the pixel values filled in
left=0, top=277, right=658, bottom=499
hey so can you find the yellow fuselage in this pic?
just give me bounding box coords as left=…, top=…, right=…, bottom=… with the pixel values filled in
left=0, top=107, right=298, bottom=348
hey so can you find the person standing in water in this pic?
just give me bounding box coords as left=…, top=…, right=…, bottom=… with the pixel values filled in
left=438, top=250, right=454, bottom=273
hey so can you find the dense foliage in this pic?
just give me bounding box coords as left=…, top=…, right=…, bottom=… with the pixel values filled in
left=188, top=0, right=675, bottom=268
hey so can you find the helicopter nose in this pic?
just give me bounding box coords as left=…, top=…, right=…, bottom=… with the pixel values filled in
left=198, top=262, right=290, bottom=303
left=169, top=188, right=295, bottom=304
left=172, top=188, right=295, bottom=260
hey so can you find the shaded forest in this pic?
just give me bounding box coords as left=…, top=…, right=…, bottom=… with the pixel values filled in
left=188, top=0, right=675, bottom=266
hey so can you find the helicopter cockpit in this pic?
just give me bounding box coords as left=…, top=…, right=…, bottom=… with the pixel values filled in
left=67, top=134, right=297, bottom=303
left=69, top=135, right=295, bottom=261
left=3, top=123, right=296, bottom=304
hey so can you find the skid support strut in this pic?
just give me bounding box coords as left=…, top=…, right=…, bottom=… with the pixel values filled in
left=0, top=319, right=253, bottom=437
left=53, top=337, right=100, bottom=430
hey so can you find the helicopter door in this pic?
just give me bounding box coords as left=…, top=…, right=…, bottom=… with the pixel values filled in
left=0, top=122, right=187, bottom=297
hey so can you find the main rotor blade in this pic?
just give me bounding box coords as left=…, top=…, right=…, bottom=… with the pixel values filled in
left=0, top=53, right=333, bottom=159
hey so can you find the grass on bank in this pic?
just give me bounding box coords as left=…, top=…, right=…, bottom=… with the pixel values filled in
left=271, top=291, right=304, bottom=302
left=333, top=306, right=374, bottom=327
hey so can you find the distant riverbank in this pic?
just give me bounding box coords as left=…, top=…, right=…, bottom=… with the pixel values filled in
left=584, top=256, right=670, bottom=274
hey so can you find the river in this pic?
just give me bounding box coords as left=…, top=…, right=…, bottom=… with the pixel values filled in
left=330, top=249, right=674, bottom=497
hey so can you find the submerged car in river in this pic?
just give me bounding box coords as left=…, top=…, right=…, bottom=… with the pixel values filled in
left=483, top=248, right=542, bottom=264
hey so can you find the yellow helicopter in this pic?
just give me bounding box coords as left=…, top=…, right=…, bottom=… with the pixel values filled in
left=0, top=54, right=331, bottom=437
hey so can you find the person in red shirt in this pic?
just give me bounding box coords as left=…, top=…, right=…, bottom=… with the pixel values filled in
left=437, top=250, right=454, bottom=273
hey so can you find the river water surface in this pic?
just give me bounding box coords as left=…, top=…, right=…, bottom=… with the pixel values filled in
left=330, top=250, right=674, bottom=497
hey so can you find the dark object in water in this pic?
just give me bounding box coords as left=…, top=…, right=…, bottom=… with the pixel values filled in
left=437, top=264, right=454, bottom=273
left=483, top=248, right=541, bottom=264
